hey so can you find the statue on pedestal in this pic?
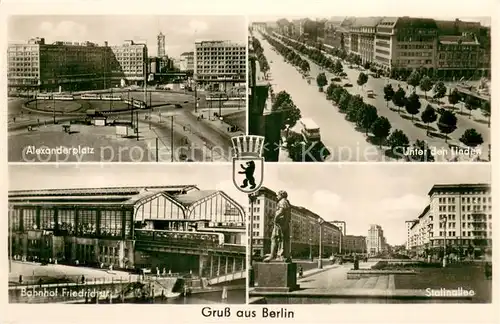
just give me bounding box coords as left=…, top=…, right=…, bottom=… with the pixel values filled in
left=263, top=190, right=291, bottom=262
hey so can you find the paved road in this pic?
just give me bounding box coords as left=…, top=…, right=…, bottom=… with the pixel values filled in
left=8, top=92, right=233, bottom=162
left=298, top=261, right=378, bottom=290
left=257, top=34, right=384, bottom=162
left=273, top=33, right=490, bottom=161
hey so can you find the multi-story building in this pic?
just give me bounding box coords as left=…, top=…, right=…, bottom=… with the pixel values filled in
left=249, top=187, right=342, bottom=259
left=251, top=22, right=267, bottom=33
left=109, top=40, right=148, bottom=84
left=373, top=17, right=438, bottom=74
left=349, top=17, right=382, bottom=64
left=408, top=183, right=492, bottom=258
left=342, top=235, right=367, bottom=254
left=179, top=51, right=194, bottom=72
left=367, top=224, right=386, bottom=255
left=8, top=38, right=148, bottom=92
left=157, top=32, right=166, bottom=57
left=194, top=40, right=246, bottom=91
left=405, top=219, right=417, bottom=251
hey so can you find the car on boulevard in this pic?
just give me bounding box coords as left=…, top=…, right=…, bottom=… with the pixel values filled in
left=343, top=83, right=353, bottom=87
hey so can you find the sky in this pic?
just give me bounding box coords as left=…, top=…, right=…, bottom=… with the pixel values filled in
left=8, top=15, right=247, bottom=58
left=258, top=164, right=490, bottom=246
left=249, top=16, right=491, bottom=26
left=8, top=164, right=247, bottom=208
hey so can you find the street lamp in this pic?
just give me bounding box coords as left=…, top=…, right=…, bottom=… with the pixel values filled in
left=441, top=215, right=448, bottom=267
left=318, top=218, right=324, bottom=269
left=248, top=192, right=258, bottom=287
left=309, top=237, right=312, bottom=261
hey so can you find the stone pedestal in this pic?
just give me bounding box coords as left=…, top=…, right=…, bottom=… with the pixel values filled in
left=254, top=262, right=299, bottom=292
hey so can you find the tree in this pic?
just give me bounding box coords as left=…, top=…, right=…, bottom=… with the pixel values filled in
left=338, top=93, right=351, bottom=113
left=448, top=88, right=460, bottom=110
left=370, top=116, right=392, bottom=148
left=333, top=60, right=343, bottom=75
left=407, top=139, right=434, bottom=162
left=421, top=104, right=437, bottom=136
left=419, top=76, right=433, bottom=100
left=363, top=62, right=371, bottom=70
left=357, top=72, right=368, bottom=89
left=392, top=87, right=406, bottom=113
left=356, top=104, right=378, bottom=135
left=387, top=129, right=410, bottom=158
left=286, top=131, right=304, bottom=162
left=300, top=60, right=310, bottom=74
left=383, top=84, right=395, bottom=107
left=433, top=81, right=447, bottom=102
left=405, top=92, right=421, bottom=122
left=437, top=110, right=457, bottom=143
left=326, top=83, right=336, bottom=100
left=316, top=72, right=328, bottom=92
left=332, top=87, right=344, bottom=104
left=481, top=101, right=491, bottom=127
left=272, top=91, right=293, bottom=111
left=464, top=96, right=478, bottom=118
left=407, top=70, right=421, bottom=90
left=459, top=128, right=484, bottom=152
left=346, top=95, right=364, bottom=122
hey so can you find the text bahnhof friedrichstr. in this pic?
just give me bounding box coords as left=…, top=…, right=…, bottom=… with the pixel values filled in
left=201, top=307, right=295, bottom=319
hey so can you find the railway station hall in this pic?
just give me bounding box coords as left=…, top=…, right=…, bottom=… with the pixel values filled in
left=8, top=185, right=246, bottom=279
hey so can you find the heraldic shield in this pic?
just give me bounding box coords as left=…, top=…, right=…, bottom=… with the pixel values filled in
left=231, top=135, right=265, bottom=194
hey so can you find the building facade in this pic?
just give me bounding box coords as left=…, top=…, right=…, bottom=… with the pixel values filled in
left=349, top=17, right=381, bottom=64
left=342, top=235, right=367, bottom=254
left=407, top=183, right=492, bottom=258
left=367, top=224, right=386, bottom=255
left=180, top=51, right=194, bottom=72
left=8, top=38, right=148, bottom=92
left=249, top=187, right=342, bottom=259
left=405, top=219, right=417, bottom=251
left=194, top=40, right=246, bottom=91
left=8, top=186, right=245, bottom=277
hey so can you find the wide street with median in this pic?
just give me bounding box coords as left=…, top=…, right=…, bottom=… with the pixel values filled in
left=256, top=31, right=490, bottom=162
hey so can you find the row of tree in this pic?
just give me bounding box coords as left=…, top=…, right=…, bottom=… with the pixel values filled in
left=277, top=32, right=490, bottom=126
left=262, top=33, right=310, bottom=74
left=251, top=37, right=269, bottom=74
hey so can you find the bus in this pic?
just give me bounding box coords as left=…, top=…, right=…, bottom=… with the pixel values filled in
left=300, top=118, right=321, bottom=142
left=81, top=93, right=101, bottom=100
left=36, top=94, right=52, bottom=100
left=53, top=94, right=74, bottom=101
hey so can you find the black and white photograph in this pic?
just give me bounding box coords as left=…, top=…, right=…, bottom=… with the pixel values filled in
left=8, top=164, right=247, bottom=304
left=248, top=163, right=492, bottom=304
left=8, top=15, right=247, bottom=163
left=248, top=16, right=491, bottom=162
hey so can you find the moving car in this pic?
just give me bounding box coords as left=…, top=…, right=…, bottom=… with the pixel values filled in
left=367, top=90, right=375, bottom=98
left=343, top=83, right=353, bottom=87
left=331, top=77, right=341, bottom=82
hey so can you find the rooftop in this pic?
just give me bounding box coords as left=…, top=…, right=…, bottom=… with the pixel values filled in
left=439, top=34, right=478, bottom=45
left=428, top=183, right=490, bottom=196
left=351, top=17, right=382, bottom=28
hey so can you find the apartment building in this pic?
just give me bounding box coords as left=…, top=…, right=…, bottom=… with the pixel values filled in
left=179, top=51, right=194, bottom=72
left=249, top=187, right=342, bottom=259
left=408, top=183, right=492, bottom=257
left=349, top=17, right=382, bottom=64
left=7, top=38, right=147, bottom=92
left=157, top=32, right=166, bottom=58
left=367, top=224, right=386, bottom=255
left=194, top=40, right=246, bottom=91
left=405, top=219, right=417, bottom=251
left=342, top=235, right=367, bottom=254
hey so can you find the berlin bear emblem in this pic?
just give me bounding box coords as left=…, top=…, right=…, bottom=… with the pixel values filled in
left=232, top=135, right=265, bottom=194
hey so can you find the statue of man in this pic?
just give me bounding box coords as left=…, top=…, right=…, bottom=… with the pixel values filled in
left=263, top=190, right=291, bottom=262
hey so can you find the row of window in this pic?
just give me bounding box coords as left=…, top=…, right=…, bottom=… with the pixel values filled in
left=10, top=208, right=131, bottom=237
left=399, top=51, right=433, bottom=57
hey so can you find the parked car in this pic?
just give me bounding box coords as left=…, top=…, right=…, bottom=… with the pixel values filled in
left=367, top=90, right=375, bottom=98
left=343, top=83, right=353, bottom=87
left=339, top=72, right=347, bottom=77
left=331, top=77, right=341, bottom=82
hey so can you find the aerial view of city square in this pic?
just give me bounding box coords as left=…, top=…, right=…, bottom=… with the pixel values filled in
left=248, top=16, right=490, bottom=162
left=8, top=15, right=247, bottom=162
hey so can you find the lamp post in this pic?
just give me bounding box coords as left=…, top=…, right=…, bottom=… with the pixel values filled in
left=309, top=238, right=312, bottom=261
left=442, top=215, right=448, bottom=268
left=318, top=219, right=324, bottom=269
left=248, top=193, right=257, bottom=287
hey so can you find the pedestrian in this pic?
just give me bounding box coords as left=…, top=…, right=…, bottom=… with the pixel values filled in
left=81, top=275, right=85, bottom=284
left=298, top=266, right=304, bottom=278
